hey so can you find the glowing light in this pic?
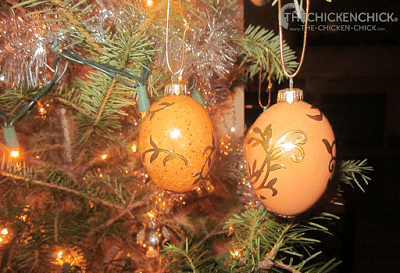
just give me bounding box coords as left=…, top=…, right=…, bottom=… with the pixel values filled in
left=286, top=91, right=295, bottom=104
left=1, top=229, right=8, bottom=235
left=101, top=154, right=108, bottom=160
left=10, top=150, right=19, bottom=158
left=147, top=212, right=154, bottom=218
left=146, top=0, right=153, bottom=6
left=230, top=127, right=236, bottom=132
left=53, top=246, right=85, bottom=267
left=281, top=141, right=297, bottom=152
left=230, top=249, right=241, bottom=258
left=148, top=233, right=159, bottom=245
left=131, top=142, right=138, bottom=153
left=170, top=128, right=181, bottom=140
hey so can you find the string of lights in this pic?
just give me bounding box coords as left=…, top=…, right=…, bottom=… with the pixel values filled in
left=1, top=42, right=153, bottom=156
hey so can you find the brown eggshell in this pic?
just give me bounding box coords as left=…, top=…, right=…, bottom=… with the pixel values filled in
left=244, top=100, right=336, bottom=217
left=139, top=95, right=215, bottom=193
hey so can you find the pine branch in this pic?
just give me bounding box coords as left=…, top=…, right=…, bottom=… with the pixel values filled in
left=75, top=76, right=119, bottom=156
left=0, top=87, right=34, bottom=115
left=49, top=94, right=90, bottom=116
left=0, top=169, right=131, bottom=210
left=5, top=0, right=26, bottom=13
left=84, top=198, right=145, bottom=239
left=338, top=159, right=373, bottom=192
left=58, top=107, right=73, bottom=164
left=53, top=0, right=103, bottom=52
left=233, top=25, right=298, bottom=83
left=223, top=206, right=343, bottom=272
left=70, top=32, right=153, bottom=167
left=14, top=0, right=103, bottom=53
left=136, top=0, right=168, bottom=38
left=163, top=239, right=211, bottom=273
left=256, top=223, right=293, bottom=270
left=95, top=81, right=118, bottom=126
left=0, top=1, right=376, bottom=271
left=191, top=230, right=228, bottom=252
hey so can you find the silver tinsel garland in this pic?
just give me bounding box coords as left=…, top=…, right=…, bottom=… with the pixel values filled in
left=0, top=8, right=51, bottom=89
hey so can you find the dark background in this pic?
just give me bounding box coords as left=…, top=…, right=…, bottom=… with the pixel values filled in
left=243, top=0, right=400, bottom=272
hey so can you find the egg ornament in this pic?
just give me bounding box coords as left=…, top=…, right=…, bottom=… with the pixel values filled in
left=243, top=88, right=336, bottom=217
left=139, top=83, right=215, bottom=193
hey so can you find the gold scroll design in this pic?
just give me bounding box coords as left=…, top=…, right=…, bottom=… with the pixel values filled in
left=143, top=101, right=174, bottom=122
left=192, top=135, right=216, bottom=186
left=306, top=105, right=323, bottom=121
left=246, top=125, right=307, bottom=199
left=322, top=139, right=336, bottom=173
left=142, top=136, right=188, bottom=166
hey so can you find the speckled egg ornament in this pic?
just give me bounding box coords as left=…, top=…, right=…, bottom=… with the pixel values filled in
left=139, top=83, right=215, bottom=193
left=244, top=89, right=336, bottom=217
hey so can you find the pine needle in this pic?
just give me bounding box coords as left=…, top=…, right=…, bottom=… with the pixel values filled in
left=338, top=159, right=373, bottom=192
left=233, top=25, right=298, bottom=83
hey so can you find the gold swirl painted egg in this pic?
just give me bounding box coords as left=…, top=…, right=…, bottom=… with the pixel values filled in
left=139, top=95, right=215, bottom=193
left=243, top=89, right=336, bottom=217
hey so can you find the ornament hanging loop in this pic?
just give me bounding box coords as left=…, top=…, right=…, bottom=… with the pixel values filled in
left=165, top=0, right=187, bottom=77
left=278, top=0, right=310, bottom=83
left=258, top=55, right=273, bottom=111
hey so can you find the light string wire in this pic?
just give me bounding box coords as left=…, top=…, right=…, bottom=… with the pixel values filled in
left=0, top=40, right=153, bottom=128
left=0, top=55, right=67, bottom=127
left=58, top=49, right=148, bottom=87
left=165, top=0, right=187, bottom=78
left=278, top=0, right=310, bottom=89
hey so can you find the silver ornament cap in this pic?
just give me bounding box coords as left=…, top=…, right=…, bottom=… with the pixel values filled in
left=164, top=83, right=187, bottom=96
left=277, top=88, right=304, bottom=104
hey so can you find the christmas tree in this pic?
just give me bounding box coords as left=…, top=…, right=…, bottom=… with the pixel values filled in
left=0, top=0, right=373, bottom=272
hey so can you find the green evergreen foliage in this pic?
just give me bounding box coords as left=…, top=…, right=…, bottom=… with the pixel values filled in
left=338, top=159, right=373, bottom=193
left=0, top=0, right=373, bottom=272
left=234, top=25, right=298, bottom=83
